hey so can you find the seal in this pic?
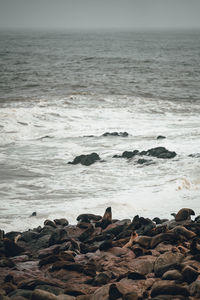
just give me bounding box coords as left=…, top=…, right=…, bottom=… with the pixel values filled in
left=174, top=208, right=195, bottom=222
left=99, top=207, right=112, bottom=229
left=123, top=231, right=138, bottom=248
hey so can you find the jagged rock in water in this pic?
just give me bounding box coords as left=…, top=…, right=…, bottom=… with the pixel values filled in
left=68, top=153, right=100, bottom=166
left=102, top=131, right=128, bottom=137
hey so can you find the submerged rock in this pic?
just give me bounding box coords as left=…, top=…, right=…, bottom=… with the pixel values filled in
left=102, top=131, right=129, bottom=137
left=68, top=153, right=100, bottom=166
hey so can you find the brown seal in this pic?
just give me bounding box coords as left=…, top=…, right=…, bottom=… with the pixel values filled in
left=174, top=208, right=195, bottom=222
left=123, top=231, right=138, bottom=248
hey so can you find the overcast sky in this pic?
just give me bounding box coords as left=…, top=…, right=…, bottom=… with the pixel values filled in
left=0, top=0, right=200, bottom=30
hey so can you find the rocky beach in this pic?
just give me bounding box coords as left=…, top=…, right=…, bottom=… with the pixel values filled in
left=1, top=207, right=200, bottom=300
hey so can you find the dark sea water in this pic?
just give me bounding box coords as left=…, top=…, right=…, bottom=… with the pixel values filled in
left=0, top=30, right=200, bottom=232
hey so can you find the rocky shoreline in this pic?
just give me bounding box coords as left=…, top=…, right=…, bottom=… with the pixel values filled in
left=1, top=207, right=200, bottom=300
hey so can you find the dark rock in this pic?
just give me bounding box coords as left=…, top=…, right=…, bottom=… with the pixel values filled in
left=68, top=153, right=100, bottom=166
left=145, top=147, right=176, bottom=159
left=189, top=153, right=200, bottom=158
left=136, top=158, right=153, bottom=165
left=157, top=135, right=166, bottom=140
left=102, top=131, right=128, bottom=137
left=122, top=150, right=139, bottom=159
left=30, top=212, right=37, bottom=217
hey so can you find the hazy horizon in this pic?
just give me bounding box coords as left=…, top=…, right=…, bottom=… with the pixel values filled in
left=0, top=0, right=200, bottom=31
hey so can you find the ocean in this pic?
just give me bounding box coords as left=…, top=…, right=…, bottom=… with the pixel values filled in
left=0, top=29, right=200, bottom=232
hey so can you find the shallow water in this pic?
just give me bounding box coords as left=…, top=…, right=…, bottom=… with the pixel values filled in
left=0, top=30, right=200, bottom=232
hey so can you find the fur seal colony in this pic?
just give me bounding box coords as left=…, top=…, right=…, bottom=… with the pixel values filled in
left=1, top=207, right=200, bottom=299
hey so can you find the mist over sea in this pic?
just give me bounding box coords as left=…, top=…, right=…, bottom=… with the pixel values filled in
left=0, top=30, right=200, bottom=232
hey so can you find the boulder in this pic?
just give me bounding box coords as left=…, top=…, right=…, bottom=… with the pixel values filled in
left=68, top=153, right=100, bottom=166
left=145, top=147, right=176, bottom=159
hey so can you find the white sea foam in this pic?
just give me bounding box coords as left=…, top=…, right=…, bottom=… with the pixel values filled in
left=0, top=94, right=200, bottom=232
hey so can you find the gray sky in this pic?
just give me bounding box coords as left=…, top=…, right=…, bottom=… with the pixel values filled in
left=0, top=0, right=200, bottom=30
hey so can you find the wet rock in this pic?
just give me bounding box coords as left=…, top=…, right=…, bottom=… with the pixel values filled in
left=102, top=131, right=128, bottom=137
left=154, top=251, right=184, bottom=277
left=30, top=212, right=37, bottom=217
left=189, top=153, right=200, bottom=158
left=144, top=147, right=176, bottom=159
left=68, top=153, right=100, bottom=166
left=157, top=135, right=166, bottom=140
left=122, top=150, right=139, bottom=159
left=31, top=289, right=57, bottom=300
left=136, top=158, right=153, bottom=165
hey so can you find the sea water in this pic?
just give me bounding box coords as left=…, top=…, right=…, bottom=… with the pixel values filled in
left=0, top=30, right=200, bottom=232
